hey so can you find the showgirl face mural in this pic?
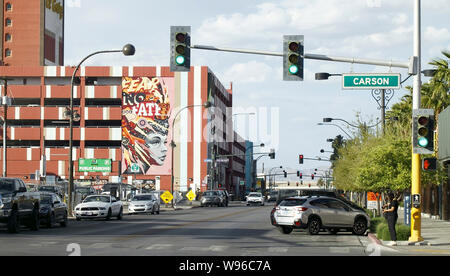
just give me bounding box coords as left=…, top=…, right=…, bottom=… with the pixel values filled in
left=121, top=77, right=171, bottom=175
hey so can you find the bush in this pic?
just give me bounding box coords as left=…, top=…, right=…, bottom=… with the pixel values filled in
left=376, top=222, right=410, bottom=241
left=370, top=216, right=386, bottom=233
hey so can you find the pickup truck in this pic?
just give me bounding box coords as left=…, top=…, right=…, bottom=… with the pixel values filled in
left=0, top=177, right=41, bottom=233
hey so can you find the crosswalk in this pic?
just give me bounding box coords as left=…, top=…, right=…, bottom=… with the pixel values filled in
left=21, top=240, right=362, bottom=255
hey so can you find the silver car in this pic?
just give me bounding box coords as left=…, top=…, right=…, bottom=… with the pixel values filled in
left=128, top=194, right=160, bottom=215
left=273, top=196, right=370, bottom=235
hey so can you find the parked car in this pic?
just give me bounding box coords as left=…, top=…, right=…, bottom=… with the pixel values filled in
left=218, top=189, right=230, bottom=207
left=246, top=192, right=265, bottom=206
left=0, top=178, right=41, bottom=233
left=128, top=194, right=160, bottom=215
left=272, top=196, right=370, bottom=236
left=39, top=192, right=68, bottom=228
left=200, top=190, right=225, bottom=207
left=267, top=190, right=278, bottom=202
left=38, top=185, right=65, bottom=199
left=74, top=195, right=123, bottom=221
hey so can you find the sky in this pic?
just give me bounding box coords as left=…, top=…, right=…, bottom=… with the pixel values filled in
left=64, top=0, right=450, bottom=181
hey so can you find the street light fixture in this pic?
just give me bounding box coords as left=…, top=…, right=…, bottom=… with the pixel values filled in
left=67, top=44, right=135, bottom=216
left=170, top=101, right=212, bottom=207
left=317, top=122, right=352, bottom=139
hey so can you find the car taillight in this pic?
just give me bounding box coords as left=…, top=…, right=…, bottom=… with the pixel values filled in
left=296, top=207, right=308, bottom=212
left=275, top=206, right=280, bottom=211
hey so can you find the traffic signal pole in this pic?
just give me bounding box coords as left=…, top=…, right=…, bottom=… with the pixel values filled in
left=410, top=0, right=424, bottom=243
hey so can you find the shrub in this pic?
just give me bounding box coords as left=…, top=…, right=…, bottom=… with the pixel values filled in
left=376, top=222, right=411, bottom=241
left=370, top=216, right=386, bottom=233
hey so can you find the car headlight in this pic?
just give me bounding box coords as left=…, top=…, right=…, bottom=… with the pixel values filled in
left=1, top=196, right=12, bottom=205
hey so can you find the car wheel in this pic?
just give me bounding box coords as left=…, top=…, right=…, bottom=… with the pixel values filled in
left=7, top=209, right=20, bottom=234
left=278, top=226, right=293, bottom=234
left=106, top=208, right=112, bottom=221
left=151, top=206, right=155, bottom=215
left=47, top=212, right=55, bottom=228
left=60, top=212, right=68, bottom=227
left=352, top=218, right=367, bottom=236
left=117, top=208, right=123, bottom=220
left=29, top=208, right=40, bottom=231
left=156, top=207, right=160, bottom=214
left=308, top=217, right=321, bottom=235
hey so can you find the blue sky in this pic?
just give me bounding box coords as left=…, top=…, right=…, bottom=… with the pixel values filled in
left=64, top=0, right=450, bottom=180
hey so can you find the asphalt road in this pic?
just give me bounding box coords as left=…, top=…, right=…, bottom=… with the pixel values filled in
left=0, top=202, right=374, bottom=256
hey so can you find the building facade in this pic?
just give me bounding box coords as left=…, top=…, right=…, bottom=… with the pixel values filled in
left=0, top=65, right=247, bottom=195
left=1, top=0, right=64, bottom=66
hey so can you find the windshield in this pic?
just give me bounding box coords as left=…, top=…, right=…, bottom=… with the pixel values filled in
left=83, top=196, right=110, bottom=203
left=132, top=195, right=154, bottom=201
left=38, top=186, right=56, bottom=192
left=0, top=180, right=15, bottom=191
left=279, top=198, right=307, bottom=207
left=41, top=196, right=52, bottom=205
left=203, top=191, right=218, bottom=196
left=248, top=193, right=262, bottom=197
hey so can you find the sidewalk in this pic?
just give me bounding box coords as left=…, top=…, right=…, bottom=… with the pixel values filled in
left=369, top=208, right=450, bottom=255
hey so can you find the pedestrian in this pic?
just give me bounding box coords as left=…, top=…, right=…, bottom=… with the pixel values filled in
left=382, top=192, right=399, bottom=246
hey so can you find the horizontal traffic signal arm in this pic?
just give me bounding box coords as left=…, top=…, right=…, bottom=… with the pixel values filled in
left=265, top=172, right=315, bottom=178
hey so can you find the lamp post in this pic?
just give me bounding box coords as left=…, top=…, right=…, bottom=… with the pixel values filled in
left=317, top=123, right=352, bottom=139
left=170, top=101, right=211, bottom=208
left=67, top=44, right=135, bottom=216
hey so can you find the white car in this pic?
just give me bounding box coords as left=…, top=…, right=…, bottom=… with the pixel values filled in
left=75, top=195, right=123, bottom=221
left=246, top=192, right=265, bottom=206
left=128, top=194, right=160, bottom=215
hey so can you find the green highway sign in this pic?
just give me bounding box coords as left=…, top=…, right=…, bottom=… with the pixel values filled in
left=78, top=159, right=112, bottom=172
left=342, top=73, right=401, bottom=90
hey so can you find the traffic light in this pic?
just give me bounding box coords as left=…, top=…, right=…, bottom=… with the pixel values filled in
left=283, top=35, right=304, bottom=81
left=269, top=149, right=276, bottom=159
left=299, top=173, right=302, bottom=179
left=311, top=174, right=314, bottom=180
left=170, top=26, right=191, bottom=72
left=297, top=171, right=300, bottom=177
left=422, top=157, right=437, bottom=171
left=284, top=171, right=287, bottom=178
left=299, top=154, right=304, bottom=164
left=413, top=109, right=435, bottom=154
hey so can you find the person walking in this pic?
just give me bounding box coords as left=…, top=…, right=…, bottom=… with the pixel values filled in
left=383, top=192, right=399, bottom=246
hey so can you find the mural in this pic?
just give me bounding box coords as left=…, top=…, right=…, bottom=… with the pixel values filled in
left=122, top=77, right=173, bottom=175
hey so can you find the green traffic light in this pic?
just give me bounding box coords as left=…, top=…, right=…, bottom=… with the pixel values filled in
left=418, top=137, right=429, bottom=147
left=289, top=65, right=299, bottom=74
left=175, top=55, right=185, bottom=65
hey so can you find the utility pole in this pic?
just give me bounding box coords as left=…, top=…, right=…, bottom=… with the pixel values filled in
left=1, top=78, right=12, bottom=177
left=410, top=0, right=424, bottom=242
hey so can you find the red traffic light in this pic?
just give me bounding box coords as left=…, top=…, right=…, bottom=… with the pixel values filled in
left=299, top=154, right=304, bottom=164
left=422, top=157, right=437, bottom=171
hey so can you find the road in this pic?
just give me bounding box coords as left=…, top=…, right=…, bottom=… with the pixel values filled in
left=0, top=202, right=375, bottom=256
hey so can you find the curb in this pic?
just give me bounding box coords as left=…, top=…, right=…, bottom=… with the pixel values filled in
left=368, top=232, right=432, bottom=246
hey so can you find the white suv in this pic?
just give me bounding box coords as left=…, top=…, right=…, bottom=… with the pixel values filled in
left=273, top=196, right=369, bottom=235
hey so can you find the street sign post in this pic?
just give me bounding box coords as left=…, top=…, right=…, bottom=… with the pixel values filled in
left=160, top=191, right=174, bottom=204
left=342, top=73, right=401, bottom=90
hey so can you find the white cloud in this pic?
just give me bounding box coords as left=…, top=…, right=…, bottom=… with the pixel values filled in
left=221, top=60, right=277, bottom=84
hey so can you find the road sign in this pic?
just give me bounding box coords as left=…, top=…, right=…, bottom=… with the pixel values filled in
left=160, top=191, right=173, bottom=204
left=130, top=163, right=140, bottom=173
left=78, top=159, right=112, bottom=172
left=342, top=73, right=401, bottom=90
left=186, top=190, right=196, bottom=201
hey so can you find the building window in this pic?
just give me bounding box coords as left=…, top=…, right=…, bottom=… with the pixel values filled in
left=5, top=3, right=12, bottom=11
left=5, top=33, right=11, bottom=42
left=5, top=49, right=11, bottom=57
left=5, top=18, right=12, bottom=26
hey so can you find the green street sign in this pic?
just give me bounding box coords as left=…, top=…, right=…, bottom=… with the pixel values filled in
left=78, top=159, right=112, bottom=172
left=342, top=73, right=401, bottom=90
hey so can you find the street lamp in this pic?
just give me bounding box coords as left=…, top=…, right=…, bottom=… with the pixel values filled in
left=170, top=101, right=211, bottom=207
left=67, top=44, right=135, bottom=216
left=317, top=122, right=352, bottom=139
